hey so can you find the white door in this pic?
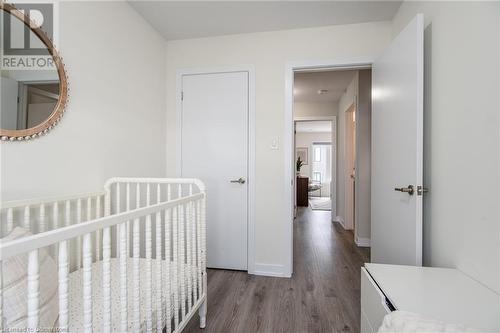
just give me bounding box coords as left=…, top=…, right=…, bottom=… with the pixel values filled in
left=371, top=14, right=424, bottom=266
left=181, top=71, right=248, bottom=270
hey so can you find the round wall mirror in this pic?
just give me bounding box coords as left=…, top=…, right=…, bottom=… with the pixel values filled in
left=1, top=3, right=68, bottom=141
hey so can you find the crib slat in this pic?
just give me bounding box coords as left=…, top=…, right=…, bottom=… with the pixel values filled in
left=179, top=203, right=186, bottom=319
left=103, top=191, right=111, bottom=331
left=87, top=197, right=92, bottom=221
left=197, top=200, right=202, bottom=296
left=165, top=208, right=172, bottom=333
left=116, top=183, right=121, bottom=257
left=65, top=200, right=71, bottom=226
left=6, top=208, right=13, bottom=235
left=173, top=205, right=179, bottom=328
left=83, top=233, right=93, bottom=332
left=105, top=190, right=111, bottom=217
left=53, top=202, right=59, bottom=229
left=189, top=184, right=195, bottom=304
left=39, top=204, right=45, bottom=233
left=95, top=196, right=101, bottom=261
left=201, top=197, right=207, bottom=295
left=186, top=199, right=192, bottom=311
left=133, top=183, right=141, bottom=331
left=191, top=192, right=197, bottom=303
left=77, top=199, right=82, bottom=268
left=23, top=205, right=30, bottom=229
left=126, top=182, right=131, bottom=257
left=102, top=227, right=112, bottom=333
left=145, top=184, right=153, bottom=332
left=155, top=184, right=162, bottom=333
left=27, top=249, right=39, bottom=329
left=85, top=197, right=92, bottom=260
left=116, top=183, right=121, bottom=214
left=119, top=221, right=128, bottom=332
left=51, top=203, right=59, bottom=259
left=58, top=241, right=69, bottom=331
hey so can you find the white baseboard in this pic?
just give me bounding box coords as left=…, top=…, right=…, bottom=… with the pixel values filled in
left=252, top=263, right=289, bottom=277
left=355, top=236, right=371, bottom=247
left=335, top=216, right=347, bottom=229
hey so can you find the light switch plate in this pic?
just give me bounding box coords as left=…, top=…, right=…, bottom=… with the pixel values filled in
left=270, top=136, right=280, bottom=150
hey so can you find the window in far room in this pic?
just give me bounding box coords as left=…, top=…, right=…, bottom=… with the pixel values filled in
left=314, top=146, right=321, bottom=162
left=313, top=171, right=322, bottom=182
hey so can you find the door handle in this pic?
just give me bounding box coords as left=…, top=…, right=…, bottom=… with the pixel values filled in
left=230, top=177, right=246, bottom=184
left=394, top=185, right=414, bottom=195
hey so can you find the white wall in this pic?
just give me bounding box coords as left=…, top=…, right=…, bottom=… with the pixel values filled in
left=1, top=2, right=167, bottom=200
left=294, top=101, right=338, bottom=118
left=355, top=69, right=372, bottom=243
left=165, top=22, right=392, bottom=274
left=393, top=1, right=500, bottom=293
left=336, top=73, right=358, bottom=226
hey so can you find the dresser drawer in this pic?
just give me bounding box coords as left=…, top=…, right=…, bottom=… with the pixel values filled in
left=361, top=267, right=392, bottom=332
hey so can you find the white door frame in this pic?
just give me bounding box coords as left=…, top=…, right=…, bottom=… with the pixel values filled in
left=294, top=116, right=337, bottom=219
left=176, top=65, right=256, bottom=274
left=285, top=58, right=372, bottom=277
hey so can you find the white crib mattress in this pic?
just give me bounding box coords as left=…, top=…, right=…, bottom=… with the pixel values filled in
left=67, top=258, right=198, bottom=332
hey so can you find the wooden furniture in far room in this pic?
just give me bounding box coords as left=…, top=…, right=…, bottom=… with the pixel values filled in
left=296, top=176, right=309, bottom=207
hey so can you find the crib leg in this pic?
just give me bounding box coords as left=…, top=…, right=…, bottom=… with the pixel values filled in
left=199, top=298, right=207, bottom=329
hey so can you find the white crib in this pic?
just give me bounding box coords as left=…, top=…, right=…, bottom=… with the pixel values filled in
left=0, top=177, right=207, bottom=332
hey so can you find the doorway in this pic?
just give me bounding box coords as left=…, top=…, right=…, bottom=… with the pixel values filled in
left=294, top=119, right=336, bottom=215
left=178, top=67, right=256, bottom=272
left=285, top=63, right=373, bottom=276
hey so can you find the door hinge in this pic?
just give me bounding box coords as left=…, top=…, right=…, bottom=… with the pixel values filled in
left=181, top=91, right=184, bottom=101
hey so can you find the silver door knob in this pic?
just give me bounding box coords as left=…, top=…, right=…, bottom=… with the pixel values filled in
left=394, top=185, right=414, bottom=195
left=230, top=177, right=246, bottom=184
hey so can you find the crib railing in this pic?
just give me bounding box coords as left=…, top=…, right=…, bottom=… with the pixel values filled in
left=0, top=191, right=106, bottom=236
left=0, top=191, right=106, bottom=269
left=0, top=178, right=207, bottom=333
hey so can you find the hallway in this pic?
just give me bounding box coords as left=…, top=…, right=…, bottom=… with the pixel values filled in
left=184, top=207, right=370, bottom=333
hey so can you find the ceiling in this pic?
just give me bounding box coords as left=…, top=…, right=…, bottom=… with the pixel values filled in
left=296, top=121, right=332, bottom=133
left=128, top=1, right=402, bottom=41
left=294, top=70, right=357, bottom=103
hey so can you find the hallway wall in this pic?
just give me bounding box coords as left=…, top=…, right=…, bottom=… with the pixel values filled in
left=336, top=73, right=358, bottom=228
left=294, top=102, right=338, bottom=118
left=354, top=69, right=372, bottom=245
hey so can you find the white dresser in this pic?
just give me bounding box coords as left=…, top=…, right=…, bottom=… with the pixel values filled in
left=361, top=263, right=500, bottom=333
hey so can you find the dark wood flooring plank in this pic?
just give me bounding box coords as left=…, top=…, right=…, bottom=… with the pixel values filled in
left=184, top=207, right=370, bottom=333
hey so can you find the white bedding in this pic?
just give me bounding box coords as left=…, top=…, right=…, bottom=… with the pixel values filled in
left=378, top=311, right=484, bottom=333
left=67, top=258, right=199, bottom=332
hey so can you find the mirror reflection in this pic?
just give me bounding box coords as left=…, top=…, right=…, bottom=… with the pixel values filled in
left=1, top=7, right=61, bottom=131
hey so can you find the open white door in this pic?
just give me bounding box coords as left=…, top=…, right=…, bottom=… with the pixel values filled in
left=371, top=14, right=424, bottom=266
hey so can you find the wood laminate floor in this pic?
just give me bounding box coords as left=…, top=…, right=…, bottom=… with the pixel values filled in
left=184, top=207, right=370, bottom=333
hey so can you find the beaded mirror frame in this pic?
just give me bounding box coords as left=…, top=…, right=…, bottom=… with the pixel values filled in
left=0, top=2, right=68, bottom=142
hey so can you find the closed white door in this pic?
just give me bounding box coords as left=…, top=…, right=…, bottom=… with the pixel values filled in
left=181, top=71, right=248, bottom=270
left=371, top=14, right=424, bottom=266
